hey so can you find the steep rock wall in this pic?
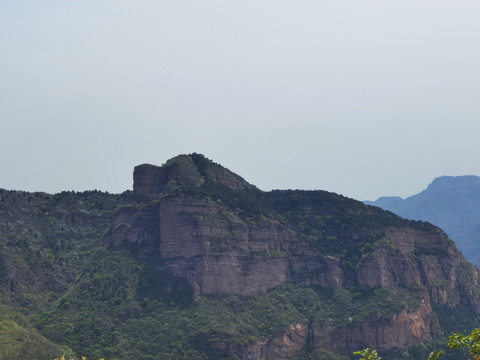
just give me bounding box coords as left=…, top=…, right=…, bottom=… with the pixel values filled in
left=313, top=297, right=439, bottom=351
left=102, top=155, right=480, bottom=358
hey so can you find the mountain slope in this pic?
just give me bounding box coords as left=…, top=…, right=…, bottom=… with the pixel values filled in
left=1, top=155, right=480, bottom=359
left=0, top=188, right=132, bottom=359
left=40, top=154, right=480, bottom=359
left=365, top=175, right=480, bottom=266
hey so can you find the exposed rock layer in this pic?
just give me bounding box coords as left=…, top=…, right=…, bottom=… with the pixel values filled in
left=365, top=175, right=480, bottom=266
left=102, top=154, right=480, bottom=357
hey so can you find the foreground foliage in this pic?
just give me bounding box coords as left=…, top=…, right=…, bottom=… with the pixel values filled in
left=355, top=326, right=480, bottom=360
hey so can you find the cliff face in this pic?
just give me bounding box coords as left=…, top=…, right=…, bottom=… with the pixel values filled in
left=365, top=175, right=480, bottom=267
left=101, top=154, right=480, bottom=358
left=356, top=228, right=472, bottom=306
left=105, top=194, right=303, bottom=296
left=312, top=299, right=438, bottom=351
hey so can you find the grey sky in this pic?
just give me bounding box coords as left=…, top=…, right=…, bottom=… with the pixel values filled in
left=1, top=0, right=479, bottom=201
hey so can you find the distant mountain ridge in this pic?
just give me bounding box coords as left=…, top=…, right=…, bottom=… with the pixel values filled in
left=365, top=175, right=480, bottom=266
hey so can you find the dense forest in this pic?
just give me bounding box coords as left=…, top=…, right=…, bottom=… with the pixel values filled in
left=1, top=154, right=480, bottom=359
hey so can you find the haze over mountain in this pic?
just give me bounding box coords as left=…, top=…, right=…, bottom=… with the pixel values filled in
left=365, top=175, right=480, bottom=267
left=1, top=154, right=480, bottom=359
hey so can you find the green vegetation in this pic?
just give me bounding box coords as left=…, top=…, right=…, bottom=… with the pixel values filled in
left=0, top=189, right=131, bottom=359
left=0, top=305, right=71, bottom=360
left=35, top=267, right=425, bottom=359
left=448, top=327, right=480, bottom=359
left=0, top=189, right=131, bottom=311
left=0, top=156, right=479, bottom=359
left=355, top=325, right=480, bottom=360
left=354, top=348, right=382, bottom=360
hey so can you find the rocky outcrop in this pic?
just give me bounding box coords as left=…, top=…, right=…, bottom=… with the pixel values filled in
left=102, top=154, right=480, bottom=358
left=313, top=297, right=439, bottom=352
left=104, top=194, right=303, bottom=295
left=240, top=307, right=438, bottom=360
left=264, top=323, right=309, bottom=359
left=208, top=324, right=309, bottom=360
left=356, top=228, right=480, bottom=309
left=133, top=154, right=252, bottom=198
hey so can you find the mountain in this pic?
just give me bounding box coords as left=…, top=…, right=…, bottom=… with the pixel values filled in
left=0, top=188, right=132, bottom=359
left=1, top=154, right=480, bottom=359
left=365, top=175, right=480, bottom=266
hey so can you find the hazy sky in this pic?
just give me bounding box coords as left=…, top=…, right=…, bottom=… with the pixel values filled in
left=1, top=1, right=479, bottom=201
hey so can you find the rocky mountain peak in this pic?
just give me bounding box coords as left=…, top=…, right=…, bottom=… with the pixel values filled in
left=133, top=153, right=252, bottom=198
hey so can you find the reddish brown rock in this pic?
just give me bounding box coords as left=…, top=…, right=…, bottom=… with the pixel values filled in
left=264, top=323, right=309, bottom=359
left=313, top=296, right=439, bottom=352
left=102, top=154, right=480, bottom=358
left=133, top=154, right=252, bottom=198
